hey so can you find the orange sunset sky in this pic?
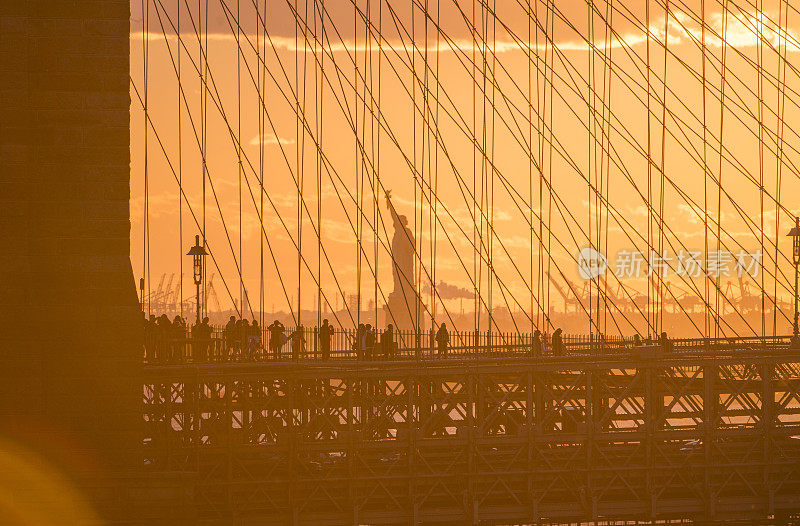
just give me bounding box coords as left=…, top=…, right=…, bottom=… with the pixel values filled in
left=129, top=0, right=800, bottom=334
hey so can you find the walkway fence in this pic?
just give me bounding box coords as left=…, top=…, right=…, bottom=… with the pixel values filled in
left=142, top=323, right=795, bottom=364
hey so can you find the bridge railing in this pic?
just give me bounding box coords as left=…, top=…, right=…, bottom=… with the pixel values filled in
left=141, top=323, right=795, bottom=364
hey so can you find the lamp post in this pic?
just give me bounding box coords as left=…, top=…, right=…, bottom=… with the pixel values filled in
left=187, top=235, right=207, bottom=326
left=788, top=218, right=800, bottom=337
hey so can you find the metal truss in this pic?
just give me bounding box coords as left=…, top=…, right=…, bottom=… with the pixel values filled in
left=142, top=351, right=800, bottom=524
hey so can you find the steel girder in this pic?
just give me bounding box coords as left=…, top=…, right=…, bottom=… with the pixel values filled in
left=141, top=353, right=800, bottom=523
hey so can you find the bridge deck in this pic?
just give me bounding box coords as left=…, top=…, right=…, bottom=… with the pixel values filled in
left=141, top=344, right=800, bottom=523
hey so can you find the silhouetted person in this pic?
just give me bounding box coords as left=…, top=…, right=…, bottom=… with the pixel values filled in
left=233, top=319, right=246, bottom=357
left=268, top=320, right=285, bottom=360
left=435, top=323, right=449, bottom=358
left=354, top=323, right=366, bottom=360
left=365, top=324, right=376, bottom=360
left=237, top=319, right=251, bottom=360
left=224, top=315, right=237, bottom=361
left=157, top=314, right=172, bottom=362
left=242, top=320, right=261, bottom=360
left=659, top=332, right=674, bottom=353
left=192, top=317, right=212, bottom=362
left=319, top=319, right=333, bottom=361
left=381, top=324, right=394, bottom=359
left=531, top=330, right=542, bottom=357
left=552, top=328, right=564, bottom=357
left=172, top=316, right=186, bottom=362
left=247, top=320, right=261, bottom=360
left=633, top=334, right=642, bottom=347
left=232, top=319, right=241, bottom=359
left=290, top=325, right=305, bottom=361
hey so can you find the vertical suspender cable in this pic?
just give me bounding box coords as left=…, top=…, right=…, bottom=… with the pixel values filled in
left=420, top=1, right=425, bottom=335
left=237, top=0, right=243, bottom=317
left=355, top=2, right=362, bottom=329
left=257, top=0, right=265, bottom=328
left=143, top=0, right=151, bottom=315
left=539, top=0, right=548, bottom=331
left=547, top=0, right=554, bottom=331
left=588, top=0, right=594, bottom=339
left=490, top=0, right=496, bottom=334
left=434, top=0, right=440, bottom=331
left=177, top=0, right=183, bottom=319
left=529, top=0, right=535, bottom=334
left=260, top=0, right=266, bottom=331
left=602, top=0, right=614, bottom=337
left=297, top=0, right=306, bottom=325
left=645, top=0, right=653, bottom=339
left=659, top=1, right=669, bottom=336
left=593, top=0, right=600, bottom=338
left=365, top=3, right=371, bottom=326
left=355, top=1, right=362, bottom=327
left=316, top=0, right=323, bottom=330
left=716, top=1, right=729, bottom=337
left=427, top=0, right=434, bottom=330
left=473, top=0, right=478, bottom=336
left=200, top=0, right=208, bottom=318
left=774, top=0, right=788, bottom=336
left=425, top=0, right=431, bottom=331
left=369, top=0, right=378, bottom=327
left=378, top=0, right=383, bottom=327
left=412, top=2, right=418, bottom=335
left=198, top=0, right=203, bottom=314
left=375, top=0, right=382, bottom=328
left=540, top=0, right=548, bottom=332
left=478, top=1, right=485, bottom=336
left=702, top=0, right=709, bottom=339
left=301, top=0, right=310, bottom=324
left=478, top=1, right=484, bottom=336
left=757, top=0, right=765, bottom=337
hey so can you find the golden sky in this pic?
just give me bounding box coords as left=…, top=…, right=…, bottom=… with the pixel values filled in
left=129, top=0, right=800, bottom=333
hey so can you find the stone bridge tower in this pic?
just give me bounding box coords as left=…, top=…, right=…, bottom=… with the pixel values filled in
left=0, top=0, right=140, bottom=486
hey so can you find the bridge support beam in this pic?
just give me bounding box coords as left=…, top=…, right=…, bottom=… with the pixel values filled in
left=139, top=354, right=800, bottom=523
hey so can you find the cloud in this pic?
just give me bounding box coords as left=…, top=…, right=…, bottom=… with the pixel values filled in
left=131, top=8, right=800, bottom=56
left=249, top=133, right=296, bottom=147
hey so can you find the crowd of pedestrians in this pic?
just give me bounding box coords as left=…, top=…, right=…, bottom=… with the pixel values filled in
left=143, top=314, right=198, bottom=363
left=143, top=314, right=675, bottom=364
left=144, top=314, right=262, bottom=363
left=143, top=314, right=342, bottom=363
left=350, top=323, right=400, bottom=360
left=223, top=316, right=263, bottom=360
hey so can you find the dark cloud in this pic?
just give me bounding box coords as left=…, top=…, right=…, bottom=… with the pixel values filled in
left=424, top=280, right=475, bottom=299
left=131, top=1, right=709, bottom=42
